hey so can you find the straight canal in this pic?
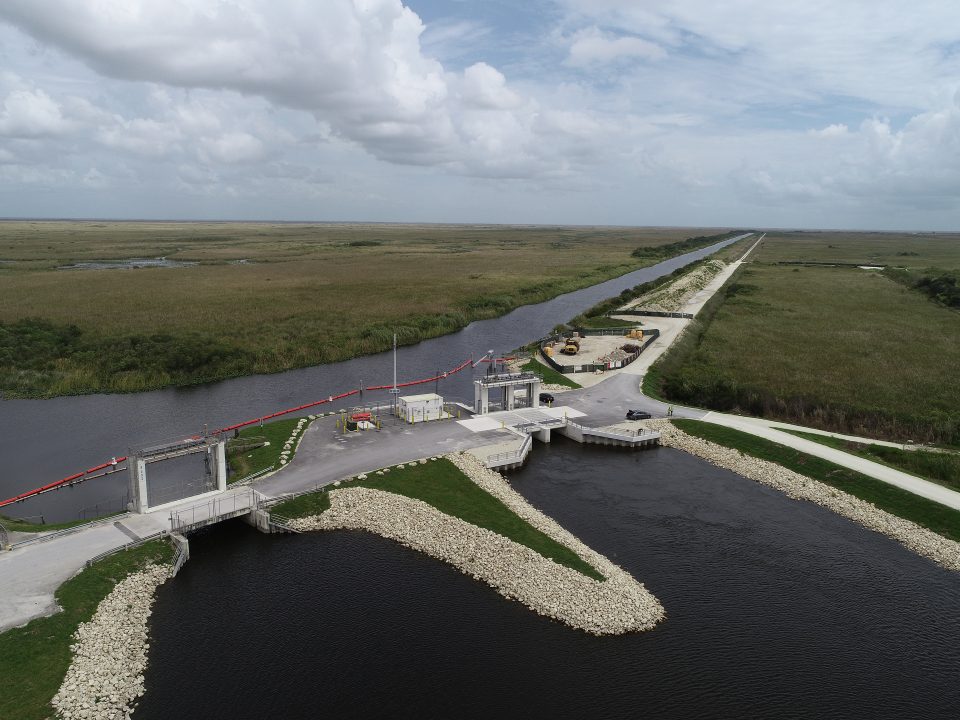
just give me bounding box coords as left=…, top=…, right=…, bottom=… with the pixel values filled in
left=0, top=237, right=740, bottom=522
left=137, top=439, right=960, bottom=719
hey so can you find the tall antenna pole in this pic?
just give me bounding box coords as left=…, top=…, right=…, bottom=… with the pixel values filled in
left=391, top=333, right=399, bottom=417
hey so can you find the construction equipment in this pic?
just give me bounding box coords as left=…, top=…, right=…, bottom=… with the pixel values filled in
left=560, top=337, right=580, bottom=355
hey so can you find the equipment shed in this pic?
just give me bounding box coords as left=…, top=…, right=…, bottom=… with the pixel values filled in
left=399, top=393, right=446, bottom=423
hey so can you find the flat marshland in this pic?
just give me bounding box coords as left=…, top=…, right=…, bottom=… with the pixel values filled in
left=648, top=232, right=960, bottom=446
left=0, top=221, right=726, bottom=397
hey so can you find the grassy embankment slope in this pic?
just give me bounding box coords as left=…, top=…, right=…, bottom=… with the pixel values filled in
left=226, top=417, right=303, bottom=482
left=0, top=222, right=731, bottom=398
left=0, top=539, right=172, bottom=720
left=646, top=232, right=960, bottom=446
left=673, top=420, right=960, bottom=542
left=779, top=429, right=960, bottom=491
left=270, top=458, right=603, bottom=580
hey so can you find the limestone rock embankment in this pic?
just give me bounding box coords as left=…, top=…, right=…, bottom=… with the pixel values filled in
left=52, top=563, right=171, bottom=720
left=650, top=420, right=960, bottom=572
left=289, top=453, right=664, bottom=635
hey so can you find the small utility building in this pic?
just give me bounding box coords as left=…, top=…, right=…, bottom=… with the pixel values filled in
left=398, top=393, right=445, bottom=423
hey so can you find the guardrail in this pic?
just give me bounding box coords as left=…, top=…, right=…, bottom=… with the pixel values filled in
left=266, top=512, right=302, bottom=533
left=613, top=309, right=694, bottom=319
left=84, top=530, right=168, bottom=568
left=230, top=464, right=276, bottom=487
left=484, top=434, right=533, bottom=468
left=170, top=535, right=190, bottom=576
left=169, top=488, right=261, bottom=534
left=568, top=422, right=661, bottom=443
left=8, top=512, right=132, bottom=551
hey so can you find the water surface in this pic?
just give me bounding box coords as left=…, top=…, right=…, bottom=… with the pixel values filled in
left=138, top=441, right=960, bottom=719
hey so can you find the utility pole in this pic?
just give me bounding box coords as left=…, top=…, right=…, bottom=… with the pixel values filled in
left=390, top=333, right=400, bottom=417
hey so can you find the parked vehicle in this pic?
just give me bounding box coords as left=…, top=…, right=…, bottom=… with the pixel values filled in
left=626, top=409, right=651, bottom=420
left=539, top=392, right=555, bottom=405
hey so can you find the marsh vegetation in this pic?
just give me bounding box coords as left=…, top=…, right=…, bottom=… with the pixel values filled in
left=0, top=221, right=724, bottom=397
left=648, top=233, right=960, bottom=445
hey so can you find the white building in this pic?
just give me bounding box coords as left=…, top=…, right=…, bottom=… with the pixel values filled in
left=398, top=393, right=446, bottom=423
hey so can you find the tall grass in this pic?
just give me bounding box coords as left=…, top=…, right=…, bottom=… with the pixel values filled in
left=649, top=257, right=960, bottom=445
left=0, top=222, right=720, bottom=397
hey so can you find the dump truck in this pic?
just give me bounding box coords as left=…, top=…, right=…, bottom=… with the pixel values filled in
left=560, top=336, right=581, bottom=355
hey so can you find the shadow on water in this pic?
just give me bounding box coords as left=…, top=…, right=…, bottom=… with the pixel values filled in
left=138, top=439, right=960, bottom=720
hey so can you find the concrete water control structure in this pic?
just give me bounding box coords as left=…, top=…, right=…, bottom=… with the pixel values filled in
left=474, top=371, right=542, bottom=415
left=128, top=435, right=226, bottom=513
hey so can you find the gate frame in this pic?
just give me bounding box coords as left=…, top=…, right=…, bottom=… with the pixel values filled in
left=128, top=435, right=227, bottom=513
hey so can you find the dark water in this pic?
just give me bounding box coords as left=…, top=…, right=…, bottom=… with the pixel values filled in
left=139, top=440, right=960, bottom=719
left=0, top=239, right=739, bottom=521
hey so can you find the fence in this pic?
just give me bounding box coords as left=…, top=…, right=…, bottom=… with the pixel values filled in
left=84, top=530, right=168, bottom=568
left=78, top=493, right=130, bottom=521
left=484, top=435, right=533, bottom=469
left=169, top=487, right=261, bottom=534
left=8, top=512, right=131, bottom=551
left=573, top=326, right=642, bottom=336
left=538, top=328, right=660, bottom=374
left=612, top=309, right=694, bottom=319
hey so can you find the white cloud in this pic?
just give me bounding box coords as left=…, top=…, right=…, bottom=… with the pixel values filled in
left=0, top=88, right=73, bottom=137
left=566, top=27, right=666, bottom=66
left=0, top=1, right=959, bottom=227
left=0, top=0, right=564, bottom=177
left=459, top=63, right=522, bottom=110
left=201, top=131, right=267, bottom=164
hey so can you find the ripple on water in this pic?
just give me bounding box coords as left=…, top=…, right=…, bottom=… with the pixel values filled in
left=137, top=441, right=960, bottom=720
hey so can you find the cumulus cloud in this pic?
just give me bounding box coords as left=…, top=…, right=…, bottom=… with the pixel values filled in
left=1, top=1, right=960, bottom=226
left=0, top=88, right=74, bottom=137
left=0, top=0, right=583, bottom=178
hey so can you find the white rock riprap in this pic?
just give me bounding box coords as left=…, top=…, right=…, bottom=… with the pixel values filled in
left=289, top=454, right=664, bottom=635
left=648, top=420, right=960, bottom=572
left=52, top=563, right=172, bottom=720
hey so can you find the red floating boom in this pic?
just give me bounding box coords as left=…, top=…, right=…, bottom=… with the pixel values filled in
left=0, top=355, right=478, bottom=509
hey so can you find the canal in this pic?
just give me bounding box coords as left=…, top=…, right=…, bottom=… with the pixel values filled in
left=0, top=237, right=740, bottom=522
left=137, top=439, right=960, bottom=719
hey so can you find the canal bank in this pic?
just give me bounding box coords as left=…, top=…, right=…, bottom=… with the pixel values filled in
left=0, top=237, right=742, bottom=523
left=134, top=439, right=960, bottom=720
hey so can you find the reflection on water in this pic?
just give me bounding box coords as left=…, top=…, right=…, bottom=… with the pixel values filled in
left=57, top=257, right=198, bottom=270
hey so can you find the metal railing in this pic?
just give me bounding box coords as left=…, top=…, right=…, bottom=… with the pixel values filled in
left=169, top=487, right=260, bottom=534
left=568, top=422, right=661, bottom=442
left=170, top=535, right=190, bottom=576
left=230, top=465, right=275, bottom=487
left=84, top=530, right=168, bottom=568
left=8, top=512, right=132, bottom=551
left=485, top=435, right=533, bottom=467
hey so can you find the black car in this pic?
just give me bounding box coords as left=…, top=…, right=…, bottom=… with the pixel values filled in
left=626, top=409, right=651, bottom=420
left=539, top=392, right=555, bottom=404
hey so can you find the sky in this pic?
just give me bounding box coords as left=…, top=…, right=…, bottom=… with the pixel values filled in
left=0, top=0, right=959, bottom=229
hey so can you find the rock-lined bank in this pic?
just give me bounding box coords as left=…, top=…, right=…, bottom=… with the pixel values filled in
left=52, top=563, right=172, bottom=720
left=288, top=453, right=664, bottom=635
left=650, top=420, right=960, bottom=572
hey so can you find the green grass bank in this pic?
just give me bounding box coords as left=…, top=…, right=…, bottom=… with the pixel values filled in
left=672, top=419, right=960, bottom=542
left=0, top=539, right=173, bottom=720
left=779, top=429, right=960, bottom=492
left=270, top=458, right=603, bottom=580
